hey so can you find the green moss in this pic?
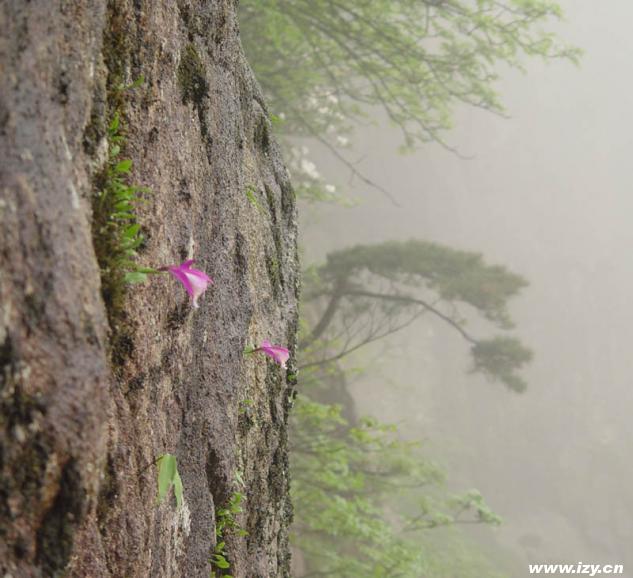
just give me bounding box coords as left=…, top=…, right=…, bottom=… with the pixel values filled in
left=178, top=43, right=208, bottom=105
left=177, top=43, right=211, bottom=147
left=238, top=399, right=257, bottom=434
left=82, top=64, right=108, bottom=156
left=263, top=185, right=285, bottom=299
left=102, top=1, right=133, bottom=110
left=254, top=113, right=271, bottom=153
left=265, top=252, right=281, bottom=301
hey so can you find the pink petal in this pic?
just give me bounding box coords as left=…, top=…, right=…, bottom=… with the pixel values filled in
left=184, top=270, right=210, bottom=308
left=166, top=260, right=213, bottom=308
left=185, top=268, right=212, bottom=283
left=258, top=341, right=290, bottom=368
left=168, top=267, right=194, bottom=298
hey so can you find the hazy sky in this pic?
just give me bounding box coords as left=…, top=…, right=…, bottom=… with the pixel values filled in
left=301, top=1, right=633, bottom=574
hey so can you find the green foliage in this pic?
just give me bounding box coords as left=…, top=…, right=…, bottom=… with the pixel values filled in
left=240, top=0, right=580, bottom=200
left=92, top=110, right=154, bottom=317
left=320, top=239, right=528, bottom=327
left=303, top=239, right=532, bottom=391
left=156, top=454, right=184, bottom=509
left=211, top=488, right=248, bottom=577
left=471, top=336, right=533, bottom=392
left=242, top=0, right=579, bottom=146
left=178, top=43, right=208, bottom=106
left=291, top=395, right=503, bottom=577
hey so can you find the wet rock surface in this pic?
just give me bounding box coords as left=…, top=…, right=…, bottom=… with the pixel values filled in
left=0, top=1, right=298, bottom=576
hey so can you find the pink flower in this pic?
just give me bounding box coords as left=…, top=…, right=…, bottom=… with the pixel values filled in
left=164, top=259, right=212, bottom=308
left=254, top=341, right=290, bottom=369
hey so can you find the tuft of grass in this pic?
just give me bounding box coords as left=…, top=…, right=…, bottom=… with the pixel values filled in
left=92, top=111, right=154, bottom=320
left=211, top=489, right=248, bottom=576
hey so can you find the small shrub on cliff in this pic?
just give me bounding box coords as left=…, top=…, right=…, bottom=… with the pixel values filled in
left=211, top=490, right=248, bottom=576
left=92, top=112, right=154, bottom=316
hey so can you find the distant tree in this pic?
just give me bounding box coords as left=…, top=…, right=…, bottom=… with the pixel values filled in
left=290, top=395, right=503, bottom=578
left=301, top=239, right=533, bottom=392
left=240, top=0, right=580, bottom=201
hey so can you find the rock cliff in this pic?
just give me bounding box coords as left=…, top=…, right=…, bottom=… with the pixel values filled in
left=0, top=1, right=298, bottom=576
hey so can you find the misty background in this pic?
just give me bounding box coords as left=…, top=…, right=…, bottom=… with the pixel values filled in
left=298, top=0, right=633, bottom=574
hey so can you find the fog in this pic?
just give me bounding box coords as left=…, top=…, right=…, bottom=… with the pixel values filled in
left=300, top=1, right=633, bottom=574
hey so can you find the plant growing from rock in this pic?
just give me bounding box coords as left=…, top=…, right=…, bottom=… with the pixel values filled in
left=156, top=454, right=184, bottom=509
left=211, top=490, right=248, bottom=577
left=161, top=259, right=213, bottom=309
left=92, top=110, right=154, bottom=317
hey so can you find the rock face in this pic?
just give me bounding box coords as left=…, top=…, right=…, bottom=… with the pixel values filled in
left=0, top=1, right=299, bottom=576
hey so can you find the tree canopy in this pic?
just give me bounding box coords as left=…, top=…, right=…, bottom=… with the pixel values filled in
left=290, top=395, right=504, bottom=577
left=240, top=0, right=579, bottom=200
left=303, top=239, right=532, bottom=392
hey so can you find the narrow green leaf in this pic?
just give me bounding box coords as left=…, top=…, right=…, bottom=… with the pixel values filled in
left=110, top=211, right=134, bottom=220
left=157, top=454, right=177, bottom=504
left=125, top=75, right=145, bottom=90
left=156, top=453, right=184, bottom=509
left=173, top=469, right=183, bottom=509
left=214, top=557, right=230, bottom=569
left=123, top=224, right=141, bottom=238
left=108, top=113, right=120, bottom=134
left=137, top=267, right=160, bottom=274
left=125, top=271, right=147, bottom=284
left=115, top=159, right=133, bottom=173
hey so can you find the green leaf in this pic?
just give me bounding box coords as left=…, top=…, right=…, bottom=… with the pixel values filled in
left=173, top=468, right=183, bottom=509
left=157, top=454, right=177, bottom=504
left=108, top=113, right=120, bottom=134
left=115, top=159, right=133, bottom=174
left=110, top=211, right=134, bottom=220
left=115, top=200, right=133, bottom=211
left=137, top=267, right=160, bottom=274
left=212, top=555, right=230, bottom=569
left=125, top=75, right=145, bottom=90
left=156, top=454, right=184, bottom=509
left=121, top=236, right=144, bottom=251
left=124, top=271, right=148, bottom=284
left=123, top=224, right=141, bottom=238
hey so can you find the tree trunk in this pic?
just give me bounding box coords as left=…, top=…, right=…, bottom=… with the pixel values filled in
left=0, top=1, right=299, bottom=576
